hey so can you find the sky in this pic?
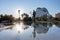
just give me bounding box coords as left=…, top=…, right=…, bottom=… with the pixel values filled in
left=0, top=0, right=60, bottom=18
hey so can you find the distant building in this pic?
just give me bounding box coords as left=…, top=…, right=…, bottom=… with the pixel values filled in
left=36, top=7, right=49, bottom=18
left=55, top=13, right=60, bottom=18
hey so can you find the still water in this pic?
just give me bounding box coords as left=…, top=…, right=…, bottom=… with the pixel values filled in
left=0, top=22, right=60, bottom=40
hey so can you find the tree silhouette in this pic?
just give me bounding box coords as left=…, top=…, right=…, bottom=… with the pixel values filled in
left=33, top=10, right=36, bottom=22
left=0, top=14, right=15, bottom=24
left=21, top=13, right=29, bottom=18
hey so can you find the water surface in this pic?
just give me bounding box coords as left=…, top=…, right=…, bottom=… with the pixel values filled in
left=0, top=22, right=60, bottom=40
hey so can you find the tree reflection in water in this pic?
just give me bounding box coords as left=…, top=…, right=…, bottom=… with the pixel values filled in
left=15, top=22, right=30, bottom=33
left=0, top=21, right=60, bottom=40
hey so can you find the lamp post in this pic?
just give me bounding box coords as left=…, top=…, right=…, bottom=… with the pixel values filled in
left=18, top=10, right=20, bottom=21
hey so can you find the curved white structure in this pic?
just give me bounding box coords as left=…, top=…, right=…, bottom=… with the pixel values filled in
left=36, top=7, right=49, bottom=17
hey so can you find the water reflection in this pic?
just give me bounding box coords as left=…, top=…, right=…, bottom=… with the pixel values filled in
left=0, top=22, right=60, bottom=40
left=54, top=22, right=60, bottom=28
left=32, top=23, right=52, bottom=38
left=14, top=22, right=29, bottom=33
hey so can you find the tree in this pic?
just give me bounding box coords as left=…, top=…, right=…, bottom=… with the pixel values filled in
left=0, top=14, right=15, bottom=24
left=0, top=14, right=4, bottom=22
left=33, top=10, right=36, bottom=22
left=0, top=14, right=3, bottom=18
left=21, top=13, right=29, bottom=18
left=33, top=10, right=36, bottom=18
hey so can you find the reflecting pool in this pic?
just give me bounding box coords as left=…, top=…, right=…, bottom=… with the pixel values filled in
left=0, top=22, right=60, bottom=40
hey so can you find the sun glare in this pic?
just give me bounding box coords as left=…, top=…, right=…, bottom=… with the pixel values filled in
left=15, top=23, right=24, bottom=33
left=13, top=8, right=26, bottom=19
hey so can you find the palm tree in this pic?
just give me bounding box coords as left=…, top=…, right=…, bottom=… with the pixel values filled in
left=18, top=10, right=20, bottom=21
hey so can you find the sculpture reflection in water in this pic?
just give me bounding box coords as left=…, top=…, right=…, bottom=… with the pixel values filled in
left=54, top=22, right=60, bottom=28
left=32, top=22, right=53, bottom=38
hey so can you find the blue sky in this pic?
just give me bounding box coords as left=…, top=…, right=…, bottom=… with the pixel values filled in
left=0, top=0, right=60, bottom=18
